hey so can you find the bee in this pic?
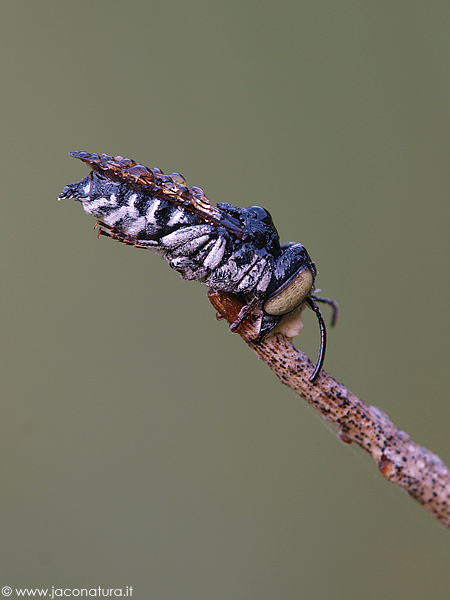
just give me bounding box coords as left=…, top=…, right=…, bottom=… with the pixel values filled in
left=58, top=151, right=338, bottom=381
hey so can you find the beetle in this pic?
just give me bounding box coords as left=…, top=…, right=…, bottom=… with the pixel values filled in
left=58, top=151, right=338, bottom=382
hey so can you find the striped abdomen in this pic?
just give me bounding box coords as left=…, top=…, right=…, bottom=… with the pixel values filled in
left=60, top=170, right=275, bottom=296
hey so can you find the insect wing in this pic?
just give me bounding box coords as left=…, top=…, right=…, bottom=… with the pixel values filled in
left=66, top=151, right=244, bottom=239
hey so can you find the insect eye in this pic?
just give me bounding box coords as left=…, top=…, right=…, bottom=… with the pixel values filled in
left=263, top=267, right=314, bottom=316
left=248, top=206, right=273, bottom=225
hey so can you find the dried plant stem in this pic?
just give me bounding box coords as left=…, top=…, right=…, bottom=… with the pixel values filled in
left=208, top=290, right=450, bottom=529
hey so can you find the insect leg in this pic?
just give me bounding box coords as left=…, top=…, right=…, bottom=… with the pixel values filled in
left=309, top=294, right=339, bottom=327
left=229, top=295, right=261, bottom=333
left=305, top=296, right=327, bottom=383
left=95, top=221, right=158, bottom=250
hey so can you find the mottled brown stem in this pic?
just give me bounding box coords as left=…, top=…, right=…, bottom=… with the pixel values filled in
left=208, top=289, right=450, bottom=529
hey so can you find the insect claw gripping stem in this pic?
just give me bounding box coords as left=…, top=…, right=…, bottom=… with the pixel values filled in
left=229, top=296, right=260, bottom=333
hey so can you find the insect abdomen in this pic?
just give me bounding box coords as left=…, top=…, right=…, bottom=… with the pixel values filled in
left=60, top=169, right=274, bottom=295
left=63, top=171, right=201, bottom=243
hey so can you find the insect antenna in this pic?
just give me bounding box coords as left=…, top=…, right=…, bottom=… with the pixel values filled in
left=305, top=296, right=327, bottom=383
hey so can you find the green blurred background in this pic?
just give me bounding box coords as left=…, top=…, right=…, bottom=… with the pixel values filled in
left=2, top=1, right=449, bottom=598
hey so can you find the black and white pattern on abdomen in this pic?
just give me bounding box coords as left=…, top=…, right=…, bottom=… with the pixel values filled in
left=69, top=172, right=274, bottom=295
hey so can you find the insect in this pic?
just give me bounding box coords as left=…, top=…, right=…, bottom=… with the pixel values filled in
left=58, top=151, right=338, bottom=382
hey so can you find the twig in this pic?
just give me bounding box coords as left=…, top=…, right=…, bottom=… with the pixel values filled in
left=208, top=289, right=450, bottom=529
